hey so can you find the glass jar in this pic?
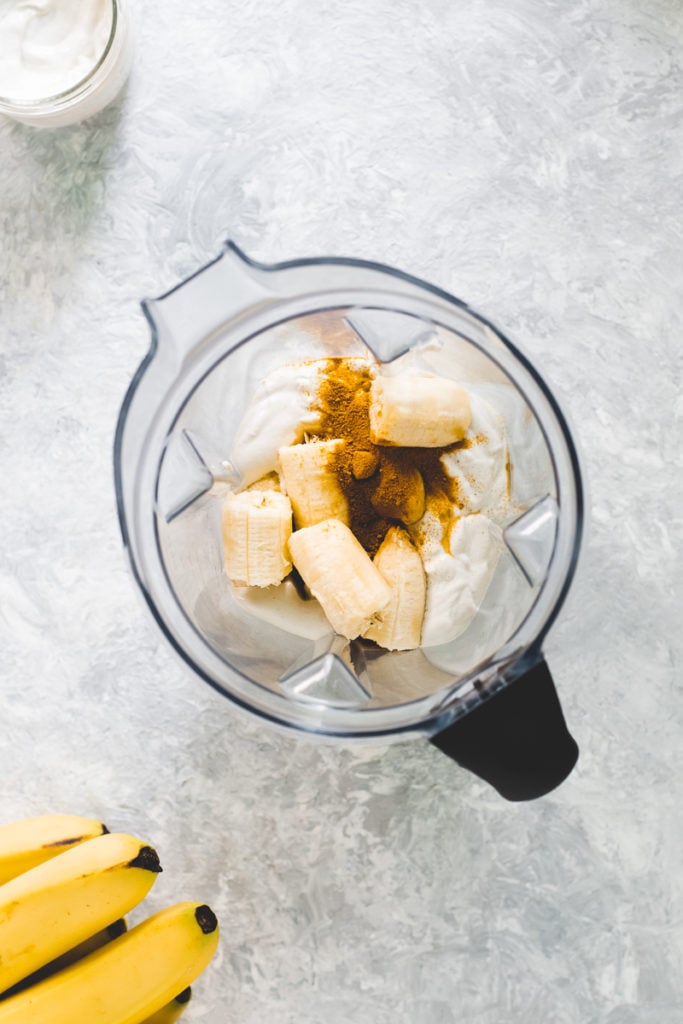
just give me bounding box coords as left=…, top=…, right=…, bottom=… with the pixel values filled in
left=0, top=0, right=132, bottom=128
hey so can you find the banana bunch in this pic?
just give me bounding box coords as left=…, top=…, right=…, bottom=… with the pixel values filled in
left=0, top=814, right=219, bottom=1023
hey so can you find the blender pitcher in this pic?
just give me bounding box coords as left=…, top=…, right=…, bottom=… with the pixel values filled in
left=114, top=242, right=583, bottom=801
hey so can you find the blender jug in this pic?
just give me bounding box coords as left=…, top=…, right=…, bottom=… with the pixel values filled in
left=114, top=242, right=583, bottom=801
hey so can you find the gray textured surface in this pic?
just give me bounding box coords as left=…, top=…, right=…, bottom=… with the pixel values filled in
left=1, top=0, right=682, bottom=1021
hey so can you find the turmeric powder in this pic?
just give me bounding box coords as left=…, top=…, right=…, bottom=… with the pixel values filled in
left=311, top=359, right=464, bottom=556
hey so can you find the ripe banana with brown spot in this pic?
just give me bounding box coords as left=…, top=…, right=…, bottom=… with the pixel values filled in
left=142, top=987, right=192, bottom=1024
left=0, top=832, right=161, bottom=994
left=0, top=903, right=218, bottom=1024
left=0, top=814, right=108, bottom=886
left=0, top=919, right=127, bottom=1000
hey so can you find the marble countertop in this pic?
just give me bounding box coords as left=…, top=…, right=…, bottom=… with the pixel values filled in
left=1, top=0, right=682, bottom=1020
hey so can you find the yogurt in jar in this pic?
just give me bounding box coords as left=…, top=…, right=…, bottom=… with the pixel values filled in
left=0, top=0, right=132, bottom=126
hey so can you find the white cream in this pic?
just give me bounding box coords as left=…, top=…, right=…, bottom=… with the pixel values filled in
left=231, top=361, right=324, bottom=488
left=231, top=357, right=377, bottom=489
left=0, top=0, right=113, bottom=100
left=441, top=393, right=509, bottom=515
left=231, top=580, right=333, bottom=641
left=418, top=513, right=501, bottom=647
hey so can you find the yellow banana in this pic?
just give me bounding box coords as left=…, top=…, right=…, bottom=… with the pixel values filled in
left=0, top=814, right=108, bottom=885
left=0, top=919, right=127, bottom=1000
left=0, top=902, right=219, bottom=1024
left=0, top=832, right=161, bottom=994
left=142, top=987, right=192, bottom=1024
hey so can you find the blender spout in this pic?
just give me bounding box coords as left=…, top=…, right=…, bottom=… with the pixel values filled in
left=142, top=242, right=278, bottom=365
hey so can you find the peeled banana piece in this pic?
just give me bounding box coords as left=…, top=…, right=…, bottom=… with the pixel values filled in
left=0, top=831, right=161, bottom=994
left=288, top=518, right=391, bottom=639
left=245, top=472, right=281, bottom=492
left=0, top=903, right=218, bottom=1024
left=364, top=527, right=426, bottom=650
left=222, top=488, right=293, bottom=587
left=278, top=440, right=349, bottom=529
left=0, top=814, right=108, bottom=886
left=369, top=373, right=471, bottom=447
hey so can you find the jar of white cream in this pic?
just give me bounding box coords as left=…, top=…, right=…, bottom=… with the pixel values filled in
left=0, top=0, right=132, bottom=127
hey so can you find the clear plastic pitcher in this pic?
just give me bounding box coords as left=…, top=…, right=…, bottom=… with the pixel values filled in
left=114, top=242, right=584, bottom=801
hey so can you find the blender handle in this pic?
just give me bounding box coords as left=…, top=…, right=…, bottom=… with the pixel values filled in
left=429, top=658, right=578, bottom=801
left=142, top=243, right=278, bottom=363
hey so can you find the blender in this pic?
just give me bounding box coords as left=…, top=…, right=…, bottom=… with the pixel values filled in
left=114, top=242, right=583, bottom=801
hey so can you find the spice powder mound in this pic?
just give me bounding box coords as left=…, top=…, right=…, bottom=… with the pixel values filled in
left=311, top=358, right=465, bottom=557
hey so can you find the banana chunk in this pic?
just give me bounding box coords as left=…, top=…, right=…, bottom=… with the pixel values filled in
left=278, top=439, right=349, bottom=529
left=288, top=518, right=391, bottom=639
left=369, top=373, right=471, bottom=447
left=246, top=472, right=281, bottom=492
left=364, top=527, right=426, bottom=650
left=222, top=489, right=293, bottom=587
